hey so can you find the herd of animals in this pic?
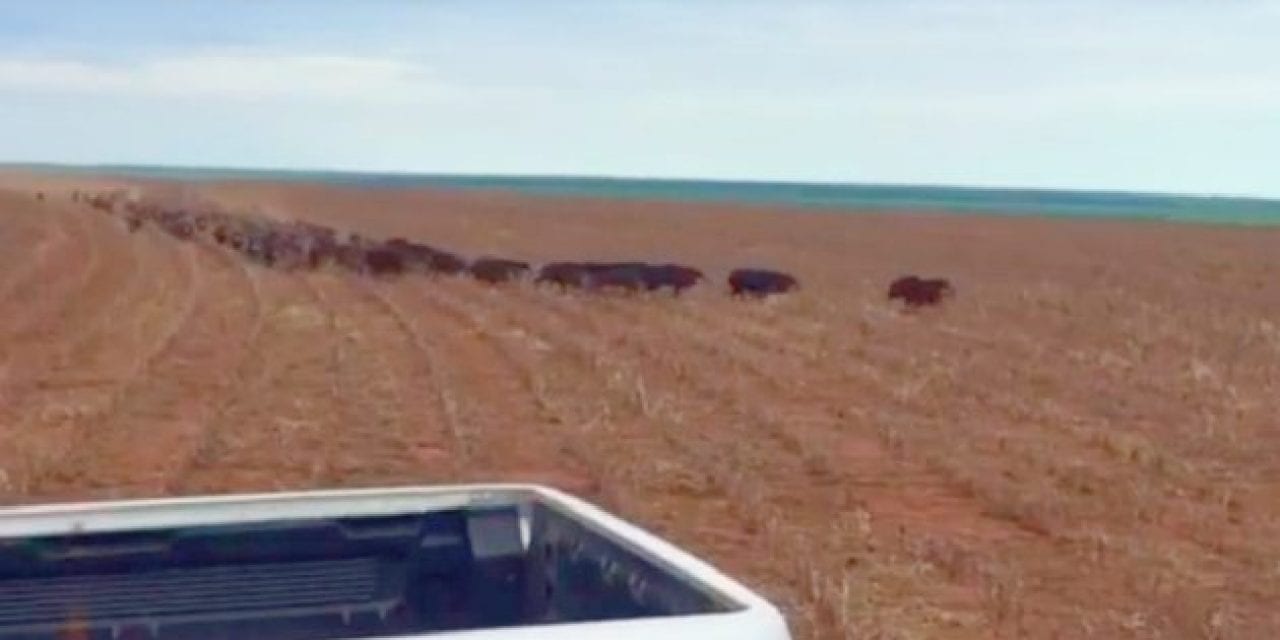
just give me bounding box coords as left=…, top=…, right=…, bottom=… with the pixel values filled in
left=57, top=189, right=954, bottom=306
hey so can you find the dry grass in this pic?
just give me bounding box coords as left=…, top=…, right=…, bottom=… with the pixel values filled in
left=2, top=172, right=1280, bottom=638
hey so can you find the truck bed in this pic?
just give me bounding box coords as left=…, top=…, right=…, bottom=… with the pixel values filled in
left=0, top=486, right=788, bottom=640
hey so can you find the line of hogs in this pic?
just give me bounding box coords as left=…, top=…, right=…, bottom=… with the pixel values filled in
left=73, top=190, right=805, bottom=298
left=71, top=189, right=951, bottom=306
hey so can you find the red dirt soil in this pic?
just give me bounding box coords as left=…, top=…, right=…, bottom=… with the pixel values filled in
left=2, top=171, right=1279, bottom=638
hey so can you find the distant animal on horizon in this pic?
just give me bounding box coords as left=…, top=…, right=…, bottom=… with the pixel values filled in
left=586, top=264, right=649, bottom=293
left=300, top=226, right=339, bottom=269
left=425, top=248, right=468, bottom=275
left=334, top=243, right=367, bottom=272
left=469, top=257, right=531, bottom=284
left=364, top=248, right=405, bottom=276
left=385, top=238, right=468, bottom=275
left=581, top=262, right=647, bottom=277
left=641, top=264, right=704, bottom=295
left=536, top=262, right=592, bottom=289
left=728, top=268, right=799, bottom=298
left=888, top=275, right=954, bottom=307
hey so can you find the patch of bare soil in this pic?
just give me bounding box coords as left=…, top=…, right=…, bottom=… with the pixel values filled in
left=2, top=172, right=1279, bottom=638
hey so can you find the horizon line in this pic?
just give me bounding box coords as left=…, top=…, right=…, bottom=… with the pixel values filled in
left=3, top=160, right=1279, bottom=204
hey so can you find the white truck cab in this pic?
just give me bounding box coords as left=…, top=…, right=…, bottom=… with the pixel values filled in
left=0, top=485, right=791, bottom=640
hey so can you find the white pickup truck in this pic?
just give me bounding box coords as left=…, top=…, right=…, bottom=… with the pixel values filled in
left=0, top=485, right=791, bottom=640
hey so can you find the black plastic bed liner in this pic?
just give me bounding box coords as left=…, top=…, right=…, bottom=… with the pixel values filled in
left=0, top=502, right=731, bottom=639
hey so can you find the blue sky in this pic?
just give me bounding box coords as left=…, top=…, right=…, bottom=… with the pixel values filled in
left=1, top=2, right=1278, bottom=197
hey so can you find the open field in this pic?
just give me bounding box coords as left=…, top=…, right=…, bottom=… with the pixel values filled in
left=2, top=171, right=1279, bottom=638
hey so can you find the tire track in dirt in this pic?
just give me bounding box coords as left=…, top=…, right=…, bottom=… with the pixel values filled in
left=202, top=187, right=454, bottom=487
left=877, top=305, right=1280, bottom=628
left=0, top=199, right=71, bottom=412
left=303, top=274, right=461, bottom=486
left=390, top=280, right=603, bottom=494
left=706, top=297, right=1251, bottom=535
left=36, top=219, right=147, bottom=375
left=655, top=299, right=1055, bottom=606
left=163, top=188, right=404, bottom=488
left=505, top=288, right=1026, bottom=635
left=434, top=283, right=770, bottom=520
left=143, top=263, right=462, bottom=496
left=159, top=247, right=276, bottom=495
left=0, top=200, right=95, bottom=344
left=440, top=283, right=761, bottom=565
left=166, top=266, right=349, bottom=495
left=445, top=284, right=869, bottom=637
left=6, top=220, right=205, bottom=422
left=431, top=283, right=731, bottom=510
left=0, top=206, right=142, bottom=404
left=931, top=298, right=1269, bottom=482
left=664, top=296, right=1253, bottom=634
left=677, top=297, right=1041, bottom=527
left=43, top=236, right=202, bottom=418
left=0, top=218, right=197, bottom=498
left=176, top=267, right=464, bottom=494
left=0, top=193, right=56, bottom=296
left=906, top=321, right=1280, bottom=634
left=0, top=193, right=66, bottom=310
left=19, top=239, right=261, bottom=500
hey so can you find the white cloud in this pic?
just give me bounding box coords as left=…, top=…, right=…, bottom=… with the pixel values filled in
left=2, top=3, right=1279, bottom=196
left=0, top=53, right=448, bottom=103
left=0, top=59, right=118, bottom=91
